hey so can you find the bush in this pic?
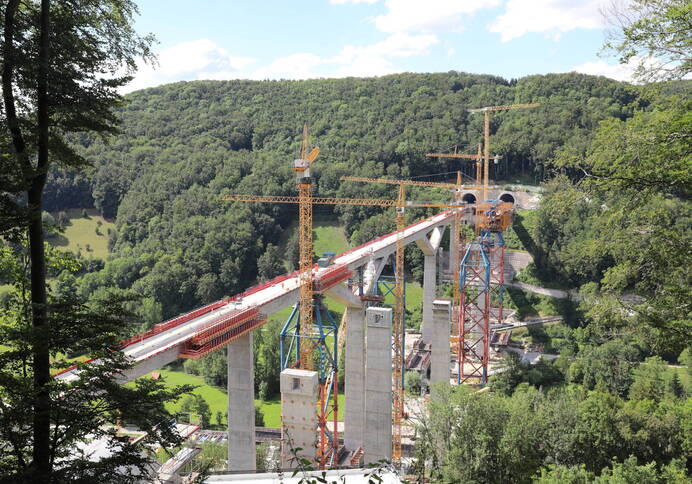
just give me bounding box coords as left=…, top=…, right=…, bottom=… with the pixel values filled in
left=405, top=371, right=423, bottom=395
left=255, top=405, right=265, bottom=427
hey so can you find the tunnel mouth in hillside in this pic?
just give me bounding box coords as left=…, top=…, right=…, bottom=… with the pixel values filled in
left=462, top=193, right=477, bottom=204
left=499, top=193, right=515, bottom=204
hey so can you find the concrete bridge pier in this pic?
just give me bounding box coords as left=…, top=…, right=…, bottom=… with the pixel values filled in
left=364, top=307, right=393, bottom=465
left=344, top=307, right=366, bottom=452
left=430, top=299, right=452, bottom=387
left=416, top=227, right=444, bottom=343
left=227, top=333, right=256, bottom=471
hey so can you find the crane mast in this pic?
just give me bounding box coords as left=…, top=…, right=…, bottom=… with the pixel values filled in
left=468, top=103, right=540, bottom=199
left=293, top=125, right=320, bottom=370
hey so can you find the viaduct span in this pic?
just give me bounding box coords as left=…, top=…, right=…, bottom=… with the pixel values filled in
left=55, top=187, right=528, bottom=470
left=55, top=208, right=461, bottom=469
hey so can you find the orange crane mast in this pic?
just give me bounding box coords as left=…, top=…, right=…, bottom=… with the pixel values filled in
left=293, top=125, right=320, bottom=370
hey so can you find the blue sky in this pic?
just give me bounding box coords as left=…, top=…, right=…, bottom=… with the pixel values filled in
left=125, top=0, right=637, bottom=93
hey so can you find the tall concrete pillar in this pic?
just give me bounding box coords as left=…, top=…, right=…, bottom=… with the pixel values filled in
left=364, top=307, right=393, bottom=465
left=430, top=299, right=452, bottom=387
left=344, top=307, right=366, bottom=451
left=227, top=333, right=256, bottom=471
left=421, top=253, right=437, bottom=343
left=280, top=368, right=319, bottom=468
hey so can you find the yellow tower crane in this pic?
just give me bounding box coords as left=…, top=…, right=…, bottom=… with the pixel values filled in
left=426, top=143, right=484, bottom=185
left=293, top=125, right=320, bottom=369
left=468, top=103, right=540, bottom=196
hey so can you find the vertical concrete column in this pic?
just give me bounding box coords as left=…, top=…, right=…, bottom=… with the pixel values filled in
left=280, top=368, right=319, bottom=468
left=344, top=307, right=366, bottom=451
left=227, top=333, right=256, bottom=471
left=364, top=307, right=393, bottom=465
left=430, top=299, right=452, bottom=386
left=421, top=253, right=437, bottom=343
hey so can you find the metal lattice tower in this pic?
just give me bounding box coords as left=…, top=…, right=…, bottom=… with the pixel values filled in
left=458, top=239, right=491, bottom=383
left=280, top=298, right=339, bottom=467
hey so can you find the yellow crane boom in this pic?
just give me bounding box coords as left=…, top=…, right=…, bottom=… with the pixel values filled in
left=426, top=143, right=484, bottom=185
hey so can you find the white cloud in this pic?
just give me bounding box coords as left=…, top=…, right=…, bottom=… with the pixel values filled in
left=373, top=0, right=501, bottom=33
left=251, top=53, right=323, bottom=80
left=330, top=33, right=439, bottom=76
left=330, top=0, right=379, bottom=3
left=123, top=31, right=440, bottom=91
left=489, top=0, right=605, bottom=42
left=571, top=56, right=661, bottom=83
left=123, top=39, right=255, bottom=92
left=571, top=60, right=634, bottom=82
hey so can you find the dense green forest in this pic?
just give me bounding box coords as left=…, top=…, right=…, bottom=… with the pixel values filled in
left=40, top=71, right=676, bottom=321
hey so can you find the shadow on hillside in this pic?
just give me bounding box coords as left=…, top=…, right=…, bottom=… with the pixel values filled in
left=47, top=233, right=69, bottom=247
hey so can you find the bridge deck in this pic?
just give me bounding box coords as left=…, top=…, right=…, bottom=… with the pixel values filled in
left=55, top=209, right=458, bottom=382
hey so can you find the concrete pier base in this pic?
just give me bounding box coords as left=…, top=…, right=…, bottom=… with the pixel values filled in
left=344, top=307, right=366, bottom=451
left=421, top=254, right=437, bottom=343
left=430, top=299, right=452, bottom=387
left=227, top=333, right=256, bottom=471
left=280, top=368, right=319, bottom=468
left=364, top=307, right=393, bottom=465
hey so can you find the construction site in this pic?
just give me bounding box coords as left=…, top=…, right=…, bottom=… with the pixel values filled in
left=55, top=104, right=546, bottom=478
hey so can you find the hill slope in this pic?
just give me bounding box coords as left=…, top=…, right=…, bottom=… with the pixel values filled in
left=59, top=71, right=653, bottom=318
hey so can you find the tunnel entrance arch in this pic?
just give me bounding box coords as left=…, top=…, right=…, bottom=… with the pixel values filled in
left=462, top=193, right=477, bottom=204
left=499, top=193, right=515, bottom=204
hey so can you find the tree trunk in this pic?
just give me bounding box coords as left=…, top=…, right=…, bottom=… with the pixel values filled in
left=31, top=0, right=51, bottom=479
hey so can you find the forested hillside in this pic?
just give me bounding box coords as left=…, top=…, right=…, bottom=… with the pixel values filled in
left=43, top=71, right=661, bottom=321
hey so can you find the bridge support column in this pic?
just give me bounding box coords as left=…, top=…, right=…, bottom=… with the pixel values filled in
left=430, top=299, right=452, bottom=388
left=364, top=307, right=393, bottom=465
left=421, top=254, right=437, bottom=343
left=227, top=333, right=256, bottom=471
left=281, top=368, right=319, bottom=467
left=344, top=307, right=366, bottom=452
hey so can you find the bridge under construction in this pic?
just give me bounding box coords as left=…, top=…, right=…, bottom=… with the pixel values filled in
left=55, top=110, right=538, bottom=472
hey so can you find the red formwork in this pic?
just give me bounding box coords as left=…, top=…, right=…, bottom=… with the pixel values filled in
left=119, top=298, right=233, bottom=349
left=190, top=307, right=261, bottom=346
left=180, top=314, right=267, bottom=360
left=313, top=264, right=352, bottom=293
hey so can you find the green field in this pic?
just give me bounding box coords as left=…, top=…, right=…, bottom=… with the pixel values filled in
left=313, top=214, right=350, bottom=256
left=142, top=369, right=345, bottom=427
left=48, top=208, right=114, bottom=260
